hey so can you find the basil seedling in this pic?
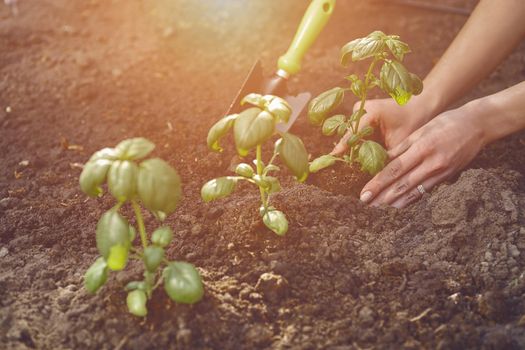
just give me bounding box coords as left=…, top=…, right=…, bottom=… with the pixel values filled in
left=80, top=138, right=204, bottom=317
left=202, top=94, right=309, bottom=236
left=308, top=31, right=423, bottom=175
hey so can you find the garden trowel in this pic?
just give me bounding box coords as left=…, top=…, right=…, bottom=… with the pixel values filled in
left=226, top=0, right=336, bottom=133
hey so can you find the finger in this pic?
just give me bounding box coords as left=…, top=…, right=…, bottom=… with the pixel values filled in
left=359, top=144, right=421, bottom=203
left=387, top=137, right=411, bottom=159
left=390, top=170, right=451, bottom=208
left=369, top=160, right=442, bottom=206
left=330, top=130, right=351, bottom=155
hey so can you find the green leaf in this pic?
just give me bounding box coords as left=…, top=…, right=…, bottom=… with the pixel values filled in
left=308, top=87, right=345, bottom=125
left=252, top=175, right=270, bottom=190
left=349, top=109, right=366, bottom=123
left=88, top=147, right=118, bottom=162
left=347, top=134, right=360, bottom=147
left=322, top=115, right=346, bottom=136
left=84, top=257, right=108, bottom=294
left=357, top=140, right=388, bottom=175
left=341, top=31, right=387, bottom=65
left=337, top=123, right=348, bottom=136
left=107, top=244, right=129, bottom=271
left=266, top=96, right=292, bottom=123
left=262, top=209, right=288, bottom=236
left=125, top=281, right=147, bottom=292
left=151, top=227, right=173, bottom=247
left=128, top=225, right=136, bottom=242
left=201, top=176, right=238, bottom=202
left=309, top=154, right=337, bottom=173
left=410, top=73, right=423, bottom=95
left=234, top=163, right=254, bottom=178
left=359, top=126, right=374, bottom=137
left=107, top=160, right=138, bottom=202
left=206, top=114, right=238, bottom=152
left=240, top=93, right=264, bottom=108
left=164, top=262, right=204, bottom=304
left=385, top=36, right=410, bottom=61
left=127, top=289, right=148, bottom=317
left=263, top=164, right=280, bottom=175
left=115, top=138, right=155, bottom=160
left=350, top=79, right=365, bottom=99
left=96, top=209, right=130, bottom=260
left=234, top=108, right=275, bottom=157
left=380, top=60, right=417, bottom=105
left=276, top=133, right=309, bottom=182
left=144, top=246, right=165, bottom=272
left=79, top=159, right=112, bottom=197
left=137, top=158, right=182, bottom=217
left=265, top=176, right=281, bottom=194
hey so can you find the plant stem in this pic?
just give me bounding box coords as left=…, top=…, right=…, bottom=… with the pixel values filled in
left=256, top=145, right=268, bottom=210
left=131, top=200, right=148, bottom=249
left=353, top=57, right=379, bottom=135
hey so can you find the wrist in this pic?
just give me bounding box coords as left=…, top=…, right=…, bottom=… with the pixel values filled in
left=460, top=97, right=501, bottom=148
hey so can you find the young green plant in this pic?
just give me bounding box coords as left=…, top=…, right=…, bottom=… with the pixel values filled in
left=79, top=138, right=204, bottom=317
left=308, top=31, right=423, bottom=175
left=202, top=94, right=309, bottom=236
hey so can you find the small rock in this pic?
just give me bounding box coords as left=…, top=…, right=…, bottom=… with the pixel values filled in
left=508, top=244, right=520, bottom=258
left=0, top=197, right=19, bottom=209
left=176, top=329, right=192, bottom=346
left=484, top=251, right=493, bottom=262
left=358, top=306, right=376, bottom=326
left=255, top=272, right=288, bottom=303
left=191, top=224, right=202, bottom=236
left=206, top=207, right=223, bottom=220
left=0, top=247, right=8, bottom=258
left=245, top=324, right=273, bottom=347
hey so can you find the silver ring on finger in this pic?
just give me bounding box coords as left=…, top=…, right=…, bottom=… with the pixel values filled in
left=416, top=184, right=426, bottom=195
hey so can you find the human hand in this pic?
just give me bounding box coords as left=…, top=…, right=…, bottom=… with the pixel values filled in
left=331, top=97, right=433, bottom=156
left=359, top=104, right=485, bottom=208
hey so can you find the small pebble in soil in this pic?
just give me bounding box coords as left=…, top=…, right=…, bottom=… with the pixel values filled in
left=0, top=247, right=8, bottom=258
left=176, top=329, right=192, bottom=347
left=0, top=197, right=19, bottom=209
left=508, top=244, right=520, bottom=258
left=255, top=272, right=288, bottom=303
left=191, top=224, right=203, bottom=236
left=358, top=306, right=376, bottom=326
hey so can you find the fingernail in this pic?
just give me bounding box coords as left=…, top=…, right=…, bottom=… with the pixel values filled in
left=360, top=191, right=373, bottom=203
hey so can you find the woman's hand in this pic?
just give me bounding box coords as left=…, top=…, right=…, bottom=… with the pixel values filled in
left=331, top=97, right=434, bottom=156
left=359, top=103, right=486, bottom=208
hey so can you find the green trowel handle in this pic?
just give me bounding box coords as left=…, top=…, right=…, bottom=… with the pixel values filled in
left=277, top=0, right=336, bottom=76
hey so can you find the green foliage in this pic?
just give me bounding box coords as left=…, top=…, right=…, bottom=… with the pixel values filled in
left=203, top=94, right=310, bottom=236
left=307, top=87, right=345, bottom=125
left=308, top=31, right=423, bottom=176
left=358, top=140, right=388, bottom=175
left=164, top=262, right=204, bottom=304
left=80, top=138, right=203, bottom=317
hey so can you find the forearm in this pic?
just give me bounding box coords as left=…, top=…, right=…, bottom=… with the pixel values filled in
left=418, top=0, right=525, bottom=118
left=463, top=81, right=525, bottom=146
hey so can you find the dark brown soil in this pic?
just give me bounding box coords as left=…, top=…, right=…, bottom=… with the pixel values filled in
left=1, top=0, right=524, bottom=349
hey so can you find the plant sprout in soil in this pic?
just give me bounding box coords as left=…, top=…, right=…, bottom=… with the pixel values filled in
left=202, top=94, right=309, bottom=236
left=79, top=137, right=204, bottom=317
left=308, top=31, right=423, bottom=176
